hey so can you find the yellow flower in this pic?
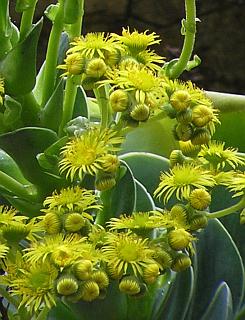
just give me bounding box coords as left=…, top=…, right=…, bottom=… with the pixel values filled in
left=150, top=208, right=189, bottom=229
left=225, top=172, right=245, bottom=197
left=107, top=212, right=157, bottom=230
left=135, top=50, right=165, bottom=71
left=59, top=128, right=123, bottom=180
left=57, top=52, right=85, bottom=76
left=112, top=28, right=161, bottom=54
left=198, top=141, right=245, bottom=170
left=102, top=232, right=156, bottom=276
left=10, top=261, right=58, bottom=313
left=154, top=164, right=216, bottom=203
left=0, top=243, right=9, bottom=258
left=43, top=186, right=100, bottom=217
left=104, top=67, right=163, bottom=105
left=67, top=32, right=120, bottom=59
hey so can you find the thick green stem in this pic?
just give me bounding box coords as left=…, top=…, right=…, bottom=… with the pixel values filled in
left=58, top=0, right=85, bottom=136
left=169, top=0, right=196, bottom=79
left=0, top=0, right=8, bottom=33
left=206, top=91, right=245, bottom=113
left=19, top=0, right=37, bottom=40
left=94, top=86, right=110, bottom=130
left=41, top=1, right=64, bottom=107
left=0, top=170, right=38, bottom=200
left=58, top=76, right=78, bottom=136
left=207, top=196, right=245, bottom=219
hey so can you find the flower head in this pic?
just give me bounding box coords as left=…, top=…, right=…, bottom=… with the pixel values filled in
left=112, top=28, right=161, bottom=55
left=154, top=164, right=215, bottom=203
left=9, top=261, right=58, bottom=313
left=67, top=32, right=120, bottom=59
left=102, top=232, right=156, bottom=276
left=57, top=52, right=85, bottom=76
left=59, top=127, right=123, bottom=180
left=198, top=141, right=245, bottom=170
left=224, top=172, right=245, bottom=197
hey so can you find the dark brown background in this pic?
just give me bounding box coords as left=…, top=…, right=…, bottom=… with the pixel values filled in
left=10, top=0, right=245, bottom=94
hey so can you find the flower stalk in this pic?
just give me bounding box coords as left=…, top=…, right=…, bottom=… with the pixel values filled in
left=207, top=196, right=245, bottom=219
left=168, top=0, right=197, bottom=79
left=19, top=0, right=38, bottom=40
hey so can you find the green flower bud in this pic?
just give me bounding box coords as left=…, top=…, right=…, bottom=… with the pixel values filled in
left=176, top=108, right=192, bottom=124
left=56, top=276, right=79, bottom=296
left=64, top=213, right=86, bottom=232
left=43, top=212, right=62, bottom=235
left=73, top=260, right=93, bottom=280
left=85, top=58, right=107, bottom=78
left=109, top=89, right=129, bottom=112
left=119, top=276, right=141, bottom=295
left=170, top=90, right=191, bottom=112
left=174, top=123, right=194, bottom=142
left=191, top=128, right=211, bottom=145
left=189, top=212, right=208, bottom=231
left=168, top=228, right=192, bottom=250
left=189, top=188, right=211, bottom=210
left=101, top=154, right=120, bottom=173
left=130, top=103, right=150, bottom=121
left=95, top=172, right=116, bottom=191
left=169, top=150, right=186, bottom=167
left=91, top=270, right=109, bottom=289
left=143, top=263, right=160, bottom=284
left=80, top=280, right=100, bottom=301
left=192, top=104, right=213, bottom=127
left=171, top=253, right=191, bottom=272
left=163, top=103, right=177, bottom=119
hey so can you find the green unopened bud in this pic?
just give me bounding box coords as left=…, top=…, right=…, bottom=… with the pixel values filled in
left=86, top=58, right=107, bottom=78
left=119, top=57, right=139, bottom=70
left=189, top=212, right=208, bottom=231
left=91, top=270, right=109, bottom=289
left=168, top=228, right=193, bottom=250
left=170, top=90, right=191, bottom=112
left=101, top=154, right=120, bottom=173
left=192, top=104, right=213, bottom=127
left=171, top=253, right=191, bottom=272
left=109, top=89, right=129, bottom=112
left=176, top=108, right=192, bottom=124
left=154, top=249, right=173, bottom=269
left=95, top=171, right=116, bottom=191
left=73, top=260, right=93, bottom=280
left=43, top=212, right=62, bottom=235
left=56, top=276, right=79, bottom=296
left=163, top=103, right=177, bottom=119
left=143, top=263, right=160, bottom=284
left=174, top=123, right=193, bottom=142
left=64, top=53, right=85, bottom=75
left=64, top=213, right=86, bottom=232
left=2, top=224, right=29, bottom=244
left=130, top=103, right=150, bottom=121
left=119, top=276, right=141, bottom=295
left=191, top=128, right=211, bottom=145
left=169, top=150, right=186, bottom=167
left=80, top=280, right=100, bottom=301
left=189, top=188, right=211, bottom=210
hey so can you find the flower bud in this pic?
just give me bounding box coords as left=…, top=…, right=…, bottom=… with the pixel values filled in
left=63, top=53, right=85, bottom=75
left=189, top=212, right=208, bottom=231
left=95, top=172, right=116, bottom=191
left=179, top=140, right=201, bottom=157
left=91, top=270, right=109, bottom=289
left=154, top=249, right=173, bottom=269
left=73, top=260, right=93, bottom=280
left=101, top=154, right=120, bottom=173
left=169, top=150, right=186, bottom=167
left=163, top=103, right=177, bottom=119
left=143, top=263, right=160, bottom=284
left=2, top=225, right=29, bottom=244
left=130, top=103, right=150, bottom=121
left=80, top=280, right=100, bottom=301
left=189, top=188, right=211, bottom=210
left=43, top=212, right=62, bottom=235
left=168, top=228, right=192, bottom=250
left=192, top=104, right=213, bottom=127
left=176, top=108, right=192, bottom=124
left=170, top=90, right=191, bottom=112
left=191, top=128, right=211, bottom=145
left=119, top=57, right=139, bottom=70
left=64, top=213, right=86, bottom=232
left=174, top=123, right=193, bottom=142
left=171, top=253, right=191, bottom=272
left=56, top=276, right=79, bottom=296
left=119, top=276, right=141, bottom=295
left=85, top=58, right=107, bottom=78
left=109, top=89, right=129, bottom=112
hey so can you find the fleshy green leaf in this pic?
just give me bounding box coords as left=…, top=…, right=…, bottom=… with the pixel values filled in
left=0, top=19, right=43, bottom=96
left=201, top=282, right=233, bottom=320
left=40, top=79, right=64, bottom=132
left=2, top=95, right=22, bottom=130
left=135, top=179, right=155, bottom=211
left=188, top=219, right=244, bottom=319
